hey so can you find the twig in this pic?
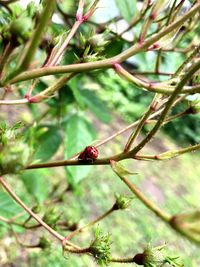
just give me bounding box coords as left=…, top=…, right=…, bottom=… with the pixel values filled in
left=0, top=176, right=76, bottom=248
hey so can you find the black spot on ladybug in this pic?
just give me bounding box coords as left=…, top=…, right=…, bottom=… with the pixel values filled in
left=78, top=146, right=99, bottom=162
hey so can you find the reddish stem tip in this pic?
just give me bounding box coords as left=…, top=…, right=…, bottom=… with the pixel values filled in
left=28, top=96, right=40, bottom=103
left=113, top=62, right=121, bottom=71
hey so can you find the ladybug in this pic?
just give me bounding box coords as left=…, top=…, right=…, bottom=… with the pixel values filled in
left=78, top=146, right=99, bottom=162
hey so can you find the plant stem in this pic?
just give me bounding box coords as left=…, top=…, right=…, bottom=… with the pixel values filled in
left=110, top=257, right=134, bottom=263
left=6, top=2, right=200, bottom=84
left=47, top=21, right=82, bottom=66
left=0, top=98, right=29, bottom=105
left=124, top=94, right=160, bottom=152
left=127, top=59, right=200, bottom=157
left=114, top=2, right=200, bottom=62
left=63, top=246, right=91, bottom=254
left=28, top=73, right=75, bottom=102
left=114, top=63, right=200, bottom=95
left=136, top=142, right=200, bottom=161
left=0, top=176, right=76, bottom=248
left=172, top=44, right=200, bottom=78
left=0, top=42, right=15, bottom=74
left=2, top=0, right=56, bottom=85
left=66, top=207, right=114, bottom=240
left=46, top=0, right=85, bottom=67
left=112, top=170, right=170, bottom=222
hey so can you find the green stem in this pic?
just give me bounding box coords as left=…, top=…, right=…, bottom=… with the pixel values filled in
left=110, top=257, right=134, bottom=263
left=66, top=207, right=114, bottom=240
left=127, top=59, right=200, bottom=157
left=46, top=20, right=82, bottom=66
left=0, top=176, right=76, bottom=248
left=172, top=44, right=200, bottom=78
left=0, top=98, right=29, bottom=105
left=124, top=94, right=160, bottom=152
left=136, top=142, right=200, bottom=161
left=0, top=41, right=15, bottom=74
left=29, top=73, right=75, bottom=102
left=63, top=246, right=91, bottom=254
left=114, top=63, right=200, bottom=95
left=6, top=2, right=200, bottom=84
left=114, top=2, right=200, bottom=62
left=2, top=0, right=56, bottom=85
left=113, top=171, right=170, bottom=222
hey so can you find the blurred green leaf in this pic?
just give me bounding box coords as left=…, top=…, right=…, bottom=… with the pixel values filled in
left=81, top=90, right=111, bottom=123
left=115, top=0, right=137, bottom=22
left=34, top=125, right=62, bottom=161
left=64, top=114, right=96, bottom=186
left=105, top=39, right=124, bottom=57
left=69, top=78, right=86, bottom=109
left=21, top=169, right=50, bottom=203
left=0, top=190, right=22, bottom=218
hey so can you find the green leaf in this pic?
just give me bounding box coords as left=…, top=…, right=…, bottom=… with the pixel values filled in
left=64, top=114, right=96, bottom=186
left=0, top=190, right=22, bottom=218
left=69, top=78, right=86, bottom=109
left=34, top=125, right=62, bottom=161
left=81, top=90, right=111, bottom=123
left=115, top=0, right=137, bottom=22
left=21, top=169, right=50, bottom=203
left=110, top=160, right=138, bottom=178
left=105, top=39, right=124, bottom=57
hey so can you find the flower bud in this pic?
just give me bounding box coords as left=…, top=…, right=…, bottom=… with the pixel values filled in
left=88, top=34, right=109, bottom=49
left=9, top=17, right=33, bottom=42
left=43, top=208, right=61, bottom=228
left=113, top=193, right=133, bottom=210
left=90, top=229, right=111, bottom=266
left=133, top=244, right=183, bottom=266
left=0, top=141, right=31, bottom=175
left=187, top=99, right=200, bottom=114
left=38, top=236, right=51, bottom=249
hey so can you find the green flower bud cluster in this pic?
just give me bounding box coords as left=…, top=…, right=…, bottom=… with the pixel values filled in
left=113, top=193, right=133, bottom=210
left=90, top=228, right=111, bottom=266
left=1, top=2, right=36, bottom=45
left=133, top=244, right=183, bottom=267
left=79, top=31, right=110, bottom=62
left=39, top=236, right=51, bottom=249
left=43, top=207, right=62, bottom=228
left=0, top=122, right=32, bottom=175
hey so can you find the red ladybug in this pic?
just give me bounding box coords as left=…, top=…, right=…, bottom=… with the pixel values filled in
left=78, top=146, right=99, bottom=161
